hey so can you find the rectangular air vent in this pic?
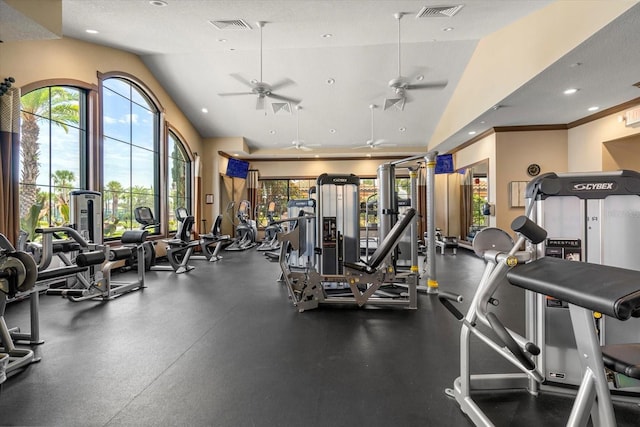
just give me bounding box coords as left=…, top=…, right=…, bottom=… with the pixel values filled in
left=416, top=5, right=464, bottom=18
left=209, top=19, right=252, bottom=30
left=272, top=102, right=291, bottom=115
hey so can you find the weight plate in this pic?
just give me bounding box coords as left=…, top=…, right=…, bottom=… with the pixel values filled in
left=12, top=251, right=38, bottom=292
left=472, top=227, right=514, bottom=258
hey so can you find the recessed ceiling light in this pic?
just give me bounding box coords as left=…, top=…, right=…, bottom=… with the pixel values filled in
left=269, top=129, right=276, bottom=135
left=588, top=106, right=599, bottom=112
left=314, top=154, right=320, bottom=158
left=322, top=33, right=333, bottom=38
left=563, top=88, right=579, bottom=95
left=416, top=75, right=424, bottom=81
left=480, top=121, right=486, bottom=124
left=329, top=128, right=336, bottom=134
left=233, top=153, right=239, bottom=157
left=218, top=38, right=227, bottom=43
left=399, top=127, right=406, bottom=132
left=326, top=78, right=335, bottom=85
left=85, top=29, right=99, bottom=34
left=443, top=27, right=454, bottom=32
left=468, top=131, right=477, bottom=135
left=201, top=108, right=208, bottom=113
left=366, top=154, right=372, bottom=158
left=149, top=0, right=168, bottom=6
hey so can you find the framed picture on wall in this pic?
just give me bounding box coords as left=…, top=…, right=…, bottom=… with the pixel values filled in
left=509, top=181, right=528, bottom=208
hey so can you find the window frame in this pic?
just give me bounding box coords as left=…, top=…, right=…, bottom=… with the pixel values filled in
left=99, top=72, right=164, bottom=240
left=18, top=80, right=96, bottom=241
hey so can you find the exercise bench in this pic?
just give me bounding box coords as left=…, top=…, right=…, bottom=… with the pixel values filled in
left=507, top=257, right=640, bottom=426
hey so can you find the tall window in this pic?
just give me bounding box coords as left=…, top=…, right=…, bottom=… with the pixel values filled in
left=167, top=130, right=190, bottom=231
left=257, top=178, right=315, bottom=227
left=19, top=86, right=86, bottom=241
left=101, top=77, right=159, bottom=238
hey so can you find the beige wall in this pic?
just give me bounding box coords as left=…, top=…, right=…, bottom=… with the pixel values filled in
left=495, top=130, right=568, bottom=233
left=602, top=133, right=640, bottom=171
left=250, top=157, right=389, bottom=179
left=430, top=1, right=637, bottom=152
left=0, top=36, right=202, bottom=158
left=568, top=111, right=640, bottom=172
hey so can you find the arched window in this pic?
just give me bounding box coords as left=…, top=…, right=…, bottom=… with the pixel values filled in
left=167, top=130, right=191, bottom=232
left=101, top=76, right=160, bottom=239
left=19, top=86, right=88, bottom=241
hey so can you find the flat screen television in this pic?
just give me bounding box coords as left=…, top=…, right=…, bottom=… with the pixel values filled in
left=435, top=154, right=454, bottom=174
left=226, top=157, right=250, bottom=179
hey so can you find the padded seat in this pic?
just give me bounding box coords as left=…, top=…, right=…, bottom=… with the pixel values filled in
left=602, top=343, right=640, bottom=380
left=507, top=257, right=640, bottom=320
left=508, top=256, right=640, bottom=381
left=344, top=208, right=416, bottom=274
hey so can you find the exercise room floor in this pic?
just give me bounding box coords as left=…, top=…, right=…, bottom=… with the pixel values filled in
left=1, top=249, right=639, bottom=426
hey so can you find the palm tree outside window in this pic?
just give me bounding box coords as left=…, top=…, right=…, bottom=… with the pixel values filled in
left=101, top=77, right=159, bottom=239
left=167, top=130, right=190, bottom=232
left=19, top=86, right=85, bottom=241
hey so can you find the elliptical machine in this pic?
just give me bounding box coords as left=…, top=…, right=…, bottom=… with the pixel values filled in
left=225, top=200, right=258, bottom=251
left=257, top=201, right=281, bottom=252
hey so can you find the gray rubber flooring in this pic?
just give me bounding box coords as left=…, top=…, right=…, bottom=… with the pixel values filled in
left=1, top=249, right=639, bottom=426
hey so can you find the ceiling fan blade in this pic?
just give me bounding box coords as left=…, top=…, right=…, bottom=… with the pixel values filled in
left=267, top=93, right=301, bottom=104
left=229, top=73, right=255, bottom=88
left=405, top=81, right=448, bottom=90
left=269, top=78, right=295, bottom=92
left=256, top=96, right=265, bottom=110
left=218, top=91, right=254, bottom=97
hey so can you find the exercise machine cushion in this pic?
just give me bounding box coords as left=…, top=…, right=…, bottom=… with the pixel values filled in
left=601, top=343, right=640, bottom=380
left=121, top=229, right=148, bottom=244
left=52, top=241, right=82, bottom=253
left=75, top=250, right=106, bottom=267
left=507, top=257, right=640, bottom=320
left=344, top=208, right=416, bottom=273
left=109, top=247, right=133, bottom=261
left=38, top=265, right=88, bottom=281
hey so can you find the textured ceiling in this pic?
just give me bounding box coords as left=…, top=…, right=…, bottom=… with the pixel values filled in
left=5, top=1, right=640, bottom=158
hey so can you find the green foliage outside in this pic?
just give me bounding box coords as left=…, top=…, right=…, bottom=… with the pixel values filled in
left=472, top=193, right=488, bottom=227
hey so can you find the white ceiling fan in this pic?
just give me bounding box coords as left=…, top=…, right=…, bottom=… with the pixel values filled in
left=218, top=22, right=301, bottom=110
left=385, top=12, right=448, bottom=110
left=284, top=106, right=319, bottom=151
left=354, top=104, right=397, bottom=150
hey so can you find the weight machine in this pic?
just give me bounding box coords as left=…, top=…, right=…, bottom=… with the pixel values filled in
left=278, top=173, right=418, bottom=311
left=0, top=234, right=39, bottom=386
left=441, top=172, right=640, bottom=426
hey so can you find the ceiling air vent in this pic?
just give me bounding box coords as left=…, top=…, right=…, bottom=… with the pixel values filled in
left=272, top=103, right=291, bottom=115
left=416, top=5, right=464, bottom=18
left=209, top=19, right=252, bottom=30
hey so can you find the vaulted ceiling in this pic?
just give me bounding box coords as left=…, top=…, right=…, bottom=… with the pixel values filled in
left=2, top=0, right=640, bottom=158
